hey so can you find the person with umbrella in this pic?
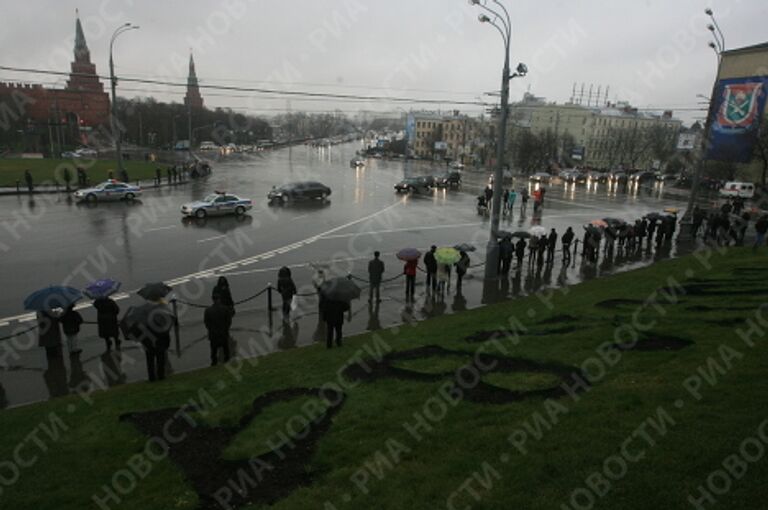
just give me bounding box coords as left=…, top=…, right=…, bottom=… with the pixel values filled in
left=424, top=245, right=438, bottom=294
left=25, top=285, right=83, bottom=360
left=123, top=284, right=174, bottom=381
left=85, top=279, right=122, bottom=351
left=60, top=304, right=83, bottom=356
left=204, top=294, right=232, bottom=366
left=528, top=236, right=539, bottom=267
left=562, top=227, right=575, bottom=264
left=455, top=251, right=470, bottom=290
left=546, top=228, right=558, bottom=264
left=277, top=267, right=297, bottom=322
left=319, top=277, right=359, bottom=349
left=434, top=247, right=459, bottom=298
left=368, top=251, right=384, bottom=303
left=499, top=236, right=514, bottom=274
left=515, top=237, right=526, bottom=269
left=37, top=310, right=63, bottom=360
left=398, top=248, right=420, bottom=301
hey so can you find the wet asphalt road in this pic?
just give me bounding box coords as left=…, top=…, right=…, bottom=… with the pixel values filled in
left=0, top=142, right=687, bottom=408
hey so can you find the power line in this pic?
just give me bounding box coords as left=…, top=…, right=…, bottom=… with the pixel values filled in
left=0, top=64, right=489, bottom=107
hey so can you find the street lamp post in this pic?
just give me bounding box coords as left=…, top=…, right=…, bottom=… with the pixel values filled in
left=684, top=9, right=724, bottom=226
left=109, top=23, right=139, bottom=181
left=469, top=0, right=527, bottom=279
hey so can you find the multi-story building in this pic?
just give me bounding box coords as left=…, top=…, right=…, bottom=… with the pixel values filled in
left=409, top=111, right=478, bottom=162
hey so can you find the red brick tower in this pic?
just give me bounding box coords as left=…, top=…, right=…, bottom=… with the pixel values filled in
left=184, top=53, right=204, bottom=110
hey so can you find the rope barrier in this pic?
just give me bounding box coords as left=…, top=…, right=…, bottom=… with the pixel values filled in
left=233, top=286, right=270, bottom=305
left=173, top=299, right=208, bottom=309
left=0, top=324, right=38, bottom=342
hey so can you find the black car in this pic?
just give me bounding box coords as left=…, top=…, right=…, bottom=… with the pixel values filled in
left=394, top=177, right=431, bottom=194
left=435, top=171, right=462, bottom=188
left=268, top=181, right=331, bottom=203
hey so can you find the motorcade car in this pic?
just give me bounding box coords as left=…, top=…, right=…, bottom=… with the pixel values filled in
left=73, top=180, right=141, bottom=202
left=719, top=181, right=755, bottom=199
left=181, top=191, right=253, bottom=218
left=267, top=181, right=332, bottom=203
left=394, top=177, right=432, bottom=194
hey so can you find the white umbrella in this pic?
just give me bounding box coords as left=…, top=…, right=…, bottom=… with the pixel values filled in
left=529, top=226, right=546, bottom=237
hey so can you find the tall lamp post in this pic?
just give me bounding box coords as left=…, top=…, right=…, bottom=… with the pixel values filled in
left=469, top=0, right=527, bottom=279
left=685, top=8, right=725, bottom=224
left=109, top=22, right=139, bottom=180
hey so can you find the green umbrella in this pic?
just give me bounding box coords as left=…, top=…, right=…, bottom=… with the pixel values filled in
left=435, top=247, right=461, bottom=265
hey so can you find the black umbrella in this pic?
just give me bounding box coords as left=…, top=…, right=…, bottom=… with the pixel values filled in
left=603, top=217, right=627, bottom=227
left=644, top=212, right=664, bottom=220
left=120, top=303, right=175, bottom=344
left=453, top=243, right=477, bottom=252
left=320, top=277, right=361, bottom=302
left=495, top=230, right=513, bottom=240
left=511, top=231, right=532, bottom=239
left=137, top=282, right=172, bottom=301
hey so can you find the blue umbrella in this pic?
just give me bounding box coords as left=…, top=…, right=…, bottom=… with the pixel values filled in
left=396, top=248, right=421, bottom=262
left=24, top=286, right=83, bottom=311
left=84, top=279, right=121, bottom=299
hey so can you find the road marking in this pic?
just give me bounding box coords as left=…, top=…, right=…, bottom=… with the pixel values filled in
left=319, top=222, right=479, bottom=240
left=291, top=214, right=310, bottom=221
left=144, top=225, right=176, bottom=233
left=197, top=235, right=227, bottom=243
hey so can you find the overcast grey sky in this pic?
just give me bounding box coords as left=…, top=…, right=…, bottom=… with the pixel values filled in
left=1, top=0, right=766, bottom=124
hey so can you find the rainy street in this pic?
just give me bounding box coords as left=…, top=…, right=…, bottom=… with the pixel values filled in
left=0, top=142, right=686, bottom=408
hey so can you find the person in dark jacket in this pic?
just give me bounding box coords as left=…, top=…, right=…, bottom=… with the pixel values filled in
left=499, top=237, right=514, bottom=274
left=37, top=309, right=62, bottom=360
left=93, top=297, right=121, bottom=350
left=561, top=227, right=574, bottom=264
left=60, top=305, right=83, bottom=356
left=212, top=276, right=235, bottom=315
left=368, top=251, right=385, bottom=303
left=515, top=238, right=526, bottom=268
left=321, top=298, right=350, bottom=348
left=455, top=251, right=470, bottom=290
left=424, top=245, right=437, bottom=292
left=276, top=266, right=297, bottom=322
left=204, top=295, right=233, bottom=365
left=24, top=169, right=33, bottom=193
left=546, top=228, right=558, bottom=264
left=131, top=301, right=174, bottom=381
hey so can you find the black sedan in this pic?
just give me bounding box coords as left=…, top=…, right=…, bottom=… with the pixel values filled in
left=394, top=177, right=432, bottom=194
left=268, top=181, right=331, bottom=203
left=435, top=171, right=462, bottom=188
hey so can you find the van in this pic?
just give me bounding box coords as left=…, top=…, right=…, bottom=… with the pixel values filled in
left=719, top=182, right=755, bottom=199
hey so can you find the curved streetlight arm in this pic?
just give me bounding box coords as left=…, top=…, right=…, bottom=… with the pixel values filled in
left=709, top=16, right=725, bottom=51
left=485, top=17, right=509, bottom=49
left=490, top=0, right=512, bottom=39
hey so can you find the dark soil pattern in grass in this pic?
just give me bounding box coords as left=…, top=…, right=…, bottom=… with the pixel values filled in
left=595, top=299, right=644, bottom=309
left=344, top=345, right=587, bottom=404
left=612, top=333, right=692, bottom=352
left=704, top=318, right=748, bottom=327
left=685, top=305, right=755, bottom=312
left=537, top=314, right=579, bottom=325
left=464, top=329, right=519, bottom=344
left=529, top=325, right=579, bottom=336
left=120, top=387, right=345, bottom=510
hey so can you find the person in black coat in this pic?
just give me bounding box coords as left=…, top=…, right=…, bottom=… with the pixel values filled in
left=60, top=305, right=83, bottom=356
left=424, top=245, right=437, bottom=293
left=546, top=228, right=558, bottom=264
left=276, top=267, right=297, bottom=321
left=37, top=309, right=62, bottom=360
left=204, top=295, right=233, bottom=365
left=212, top=276, right=235, bottom=315
left=137, top=302, right=174, bottom=381
left=499, top=237, right=513, bottom=274
left=515, top=238, right=526, bottom=269
left=93, top=297, right=121, bottom=350
left=368, top=251, right=385, bottom=303
left=320, top=298, right=350, bottom=348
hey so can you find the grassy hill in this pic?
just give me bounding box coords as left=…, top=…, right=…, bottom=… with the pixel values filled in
left=0, top=158, right=159, bottom=186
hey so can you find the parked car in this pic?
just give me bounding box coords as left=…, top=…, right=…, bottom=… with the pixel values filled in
left=608, top=170, right=627, bottom=182
left=435, top=171, right=462, bottom=188
left=73, top=180, right=141, bottom=202
left=394, top=177, right=431, bottom=194
left=586, top=171, right=606, bottom=182
left=719, top=181, right=755, bottom=199
left=561, top=170, right=585, bottom=183
left=267, top=181, right=332, bottom=203
left=629, top=171, right=657, bottom=183
left=181, top=192, right=253, bottom=218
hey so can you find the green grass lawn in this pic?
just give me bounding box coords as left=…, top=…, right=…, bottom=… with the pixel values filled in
left=1, top=248, right=767, bottom=509
left=0, top=158, right=161, bottom=186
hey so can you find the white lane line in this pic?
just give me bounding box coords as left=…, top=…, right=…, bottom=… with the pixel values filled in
left=197, top=235, right=227, bottom=243
left=291, top=214, right=310, bottom=221
left=319, top=222, right=479, bottom=240
left=144, top=225, right=176, bottom=233
left=0, top=201, right=403, bottom=325
left=0, top=321, right=7, bottom=327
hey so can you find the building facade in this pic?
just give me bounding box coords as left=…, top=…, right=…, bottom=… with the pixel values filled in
left=0, top=15, right=110, bottom=133
left=410, top=111, right=478, bottom=162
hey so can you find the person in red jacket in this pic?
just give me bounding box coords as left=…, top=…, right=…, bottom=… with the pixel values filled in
left=404, top=259, right=417, bottom=301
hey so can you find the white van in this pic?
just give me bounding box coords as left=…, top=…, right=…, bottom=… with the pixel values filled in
left=719, top=182, right=755, bottom=199
left=199, top=141, right=218, bottom=151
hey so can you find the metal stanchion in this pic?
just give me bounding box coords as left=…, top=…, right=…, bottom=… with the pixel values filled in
left=171, top=298, right=180, bottom=354
left=267, top=282, right=274, bottom=332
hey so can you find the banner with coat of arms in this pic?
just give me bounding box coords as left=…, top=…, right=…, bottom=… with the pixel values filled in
left=706, top=76, right=768, bottom=163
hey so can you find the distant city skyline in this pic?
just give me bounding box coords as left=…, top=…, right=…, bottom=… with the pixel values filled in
left=1, top=0, right=766, bottom=124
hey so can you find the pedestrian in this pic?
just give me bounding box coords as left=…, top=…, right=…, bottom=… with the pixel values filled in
left=436, top=263, right=450, bottom=297
left=37, top=309, right=62, bottom=359
left=754, top=215, right=768, bottom=250
left=167, top=166, right=172, bottom=184
left=424, top=245, right=437, bottom=293
left=604, top=227, right=616, bottom=255
left=507, top=189, right=517, bottom=214
left=528, top=236, right=538, bottom=267
left=520, top=188, right=529, bottom=214
left=637, top=219, right=648, bottom=247
left=404, top=258, right=417, bottom=301
left=368, top=251, right=384, bottom=303
left=60, top=305, right=83, bottom=356
left=455, top=251, right=470, bottom=289
left=138, top=301, right=174, bottom=382
left=204, top=295, right=232, bottom=366
left=515, top=238, right=526, bottom=268
left=532, top=189, right=542, bottom=213
left=62, top=167, right=72, bottom=191
left=155, top=167, right=162, bottom=186
left=692, top=206, right=705, bottom=238
left=562, top=227, right=574, bottom=264
left=539, top=186, right=547, bottom=205
left=24, top=169, right=33, bottom=193
left=211, top=276, right=235, bottom=314
left=537, top=236, right=547, bottom=266
left=312, top=266, right=327, bottom=313
left=320, top=298, right=349, bottom=348
left=276, top=266, right=297, bottom=322
left=93, top=296, right=121, bottom=350
left=499, top=236, right=513, bottom=274
left=502, top=188, right=510, bottom=214
left=546, top=228, right=558, bottom=264
left=108, top=170, right=114, bottom=181
left=484, top=185, right=493, bottom=204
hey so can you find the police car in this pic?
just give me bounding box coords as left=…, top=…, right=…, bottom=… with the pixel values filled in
left=181, top=191, right=253, bottom=218
left=73, top=180, right=142, bottom=202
